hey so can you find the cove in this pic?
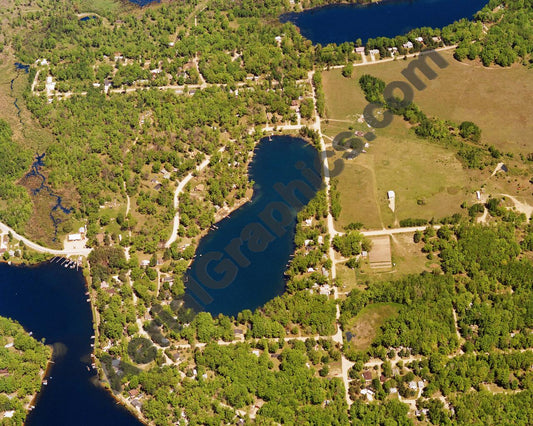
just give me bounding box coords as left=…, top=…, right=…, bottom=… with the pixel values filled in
left=280, top=0, right=488, bottom=45
left=0, top=262, right=141, bottom=426
left=184, top=136, right=322, bottom=317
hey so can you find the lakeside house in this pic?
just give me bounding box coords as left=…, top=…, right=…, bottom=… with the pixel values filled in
left=355, top=46, right=365, bottom=55
left=403, top=41, right=414, bottom=49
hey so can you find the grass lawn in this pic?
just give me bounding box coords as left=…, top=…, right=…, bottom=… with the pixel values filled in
left=344, top=302, right=401, bottom=351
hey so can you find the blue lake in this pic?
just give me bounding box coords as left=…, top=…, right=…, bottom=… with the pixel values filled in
left=184, top=136, right=322, bottom=317
left=0, top=262, right=141, bottom=426
left=280, top=0, right=488, bottom=45
left=127, top=0, right=160, bottom=6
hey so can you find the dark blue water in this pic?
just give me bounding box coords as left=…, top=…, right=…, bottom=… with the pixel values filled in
left=128, top=0, right=160, bottom=6
left=280, top=0, right=488, bottom=45
left=11, top=63, right=29, bottom=125
left=26, top=154, right=72, bottom=241
left=80, top=16, right=97, bottom=21
left=0, top=262, right=141, bottom=425
left=14, top=62, right=30, bottom=72
left=184, top=136, right=322, bottom=317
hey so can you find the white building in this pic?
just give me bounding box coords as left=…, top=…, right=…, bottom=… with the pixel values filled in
left=387, top=190, right=395, bottom=200
left=68, top=234, right=82, bottom=241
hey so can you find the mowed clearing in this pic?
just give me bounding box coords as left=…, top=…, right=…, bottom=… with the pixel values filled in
left=345, top=303, right=401, bottom=351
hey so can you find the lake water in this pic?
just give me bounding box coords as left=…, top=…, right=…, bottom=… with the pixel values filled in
left=0, top=262, right=141, bottom=426
left=280, top=0, right=488, bottom=45
left=184, top=136, right=322, bottom=317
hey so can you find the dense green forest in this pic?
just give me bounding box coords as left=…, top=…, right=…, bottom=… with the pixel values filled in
left=0, top=316, right=51, bottom=426
left=0, top=120, right=32, bottom=232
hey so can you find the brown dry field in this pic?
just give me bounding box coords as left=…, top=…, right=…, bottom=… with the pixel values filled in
left=345, top=302, right=400, bottom=351
left=321, top=53, right=533, bottom=231
left=323, top=50, right=533, bottom=155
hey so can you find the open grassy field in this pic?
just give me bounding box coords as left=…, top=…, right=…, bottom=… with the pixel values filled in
left=344, top=302, right=401, bottom=351
left=324, top=50, right=533, bottom=156
left=324, top=115, right=478, bottom=229
left=321, top=55, right=533, bottom=231
left=74, top=0, right=122, bottom=15
left=337, top=232, right=430, bottom=290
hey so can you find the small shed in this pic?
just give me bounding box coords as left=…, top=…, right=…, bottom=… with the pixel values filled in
left=387, top=190, right=395, bottom=200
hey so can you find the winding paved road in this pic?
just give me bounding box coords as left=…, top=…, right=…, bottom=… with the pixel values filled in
left=0, top=222, right=92, bottom=256
left=165, top=147, right=225, bottom=248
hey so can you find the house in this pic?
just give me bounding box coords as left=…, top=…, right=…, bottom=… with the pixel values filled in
left=105, top=288, right=117, bottom=296
left=130, top=399, right=142, bottom=411
left=68, top=233, right=82, bottom=241
left=3, top=411, right=15, bottom=418
left=319, top=284, right=331, bottom=295
left=403, top=41, right=414, bottom=49
left=360, top=388, right=374, bottom=401
left=355, top=46, right=365, bottom=54
left=128, top=388, right=140, bottom=399
left=432, top=36, right=442, bottom=43
left=318, top=235, right=324, bottom=245
left=387, top=190, right=395, bottom=200
left=234, top=329, right=244, bottom=337
left=408, top=381, right=418, bottom=390
left=415, top=37, right=424, bottom=43
left=304, top=218, right=313, bottom=226
left=362, top=371, right=372, bottom=382
left=369, top=49, right=379, bottom=55
left=418, top=380, right=425, bottom=389
left=389, top=387, right=398, bottom=394
left=140, top=260, right=150, bottom=267
left=162, top=276, right=174, bottom=283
